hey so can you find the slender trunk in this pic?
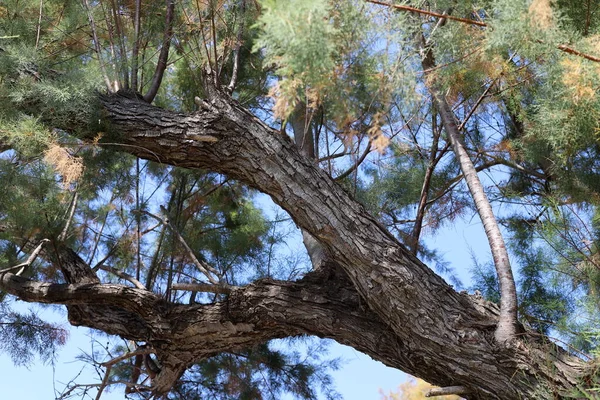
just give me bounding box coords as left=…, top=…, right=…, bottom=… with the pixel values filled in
left=289, top=101, right=327, bottom=269
left=227, top=0, right=246, bottom=92
left=131, top=0, right=142, bottom=91
left=108, top=0, right=129, bottom=89
left=420, top=42, right=519, bottom=342
left=82, top=0, right=113, bottom=92
left=143, top=0, right=175, bottom=103
left=409, top=113, right=440, bottom=254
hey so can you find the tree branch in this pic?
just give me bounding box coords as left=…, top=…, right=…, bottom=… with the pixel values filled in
left=97, top=264, right=147, bottom=289
left=367, top=0, right=600, bottom=63
left=0, top=239, right=49, bottom=276
left=140, top=208, right=220, bottom=285
left=425, top=386, right=469, bottom=397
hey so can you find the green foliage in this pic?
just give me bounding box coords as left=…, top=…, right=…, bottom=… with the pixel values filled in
left=178, top=341, right=341, bottom=400
left=0, top=303, right=67, bottom=366
left=254, top=0, right=337, bottom=91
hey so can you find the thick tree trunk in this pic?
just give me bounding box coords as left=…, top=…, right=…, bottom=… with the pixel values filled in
left=0, top=91, right=590, bottom=398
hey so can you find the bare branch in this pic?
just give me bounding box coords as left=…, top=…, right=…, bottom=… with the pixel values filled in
left=58, top=190, right=78, bottom=242
left=131, top=0, right=142, bottom=91
left=425, top=386, right=469, bottom=397
left=366, top=0, right=486, bottom=26
left=0, top=239, right=49, bottom=276
left=81, top=0, right=113, bottom=91
left=97, top=264, right=147, bottom=290
left=35, top=0, right=43, bottom=50
left=334, top=140, right=372, bottom=181
left=101, top=346, right=155, bottom=367
left=140, top=208, right=220, bottom=284
left=367, top=0, right=600, bottom=63
left=227, top=0, right=246, bottom=92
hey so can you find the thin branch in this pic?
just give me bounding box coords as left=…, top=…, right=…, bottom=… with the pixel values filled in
left=410, top=120, right=441, bottom=254
left=585, top=0, right=592, bottom=36
left=366, top=0, right=486, bottom=26
left=131, top=0, right=142, bottom=91
left=143, top=0, right=175, bottom=103
left=35, top=0, right=43, bottom=50
left=81, top=0, right=113, bottom=91
left=334, top=140, right=372, bottom=181
left=94, top=363, right=112, bottom=400
left=210, top=0, right=221, bottom=87
left=101, top=346, right=155, bottom=367
left=60, top=380, right=151, bottom=400
left=317, top=152, right=347, bottom=163
left=96, top=264, right=146, bottom=289
left=556, top=43, right=600, bottom=63
left=98, top=0, right=120, bottom=91
left=58, top=190, right=78, bottom=242
left=136, top=158, right=142, bottom=282
left=0, top=239, right=49, bottom=276
left=485, top=155, right=547, bottom=180
left=141, top=208, right=219, bottom=284
left=368, top=0, right=600, bottom=63
left=108, top=0, right=128, bottom=89
left=457, top=78, right=497, bottom=131
left=425, top=386, right=469, bottom=397
left=228, top=0, right=246, bottom=92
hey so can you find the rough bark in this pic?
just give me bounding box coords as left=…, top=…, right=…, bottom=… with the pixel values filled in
left=0, top=91, right=591, bottom=398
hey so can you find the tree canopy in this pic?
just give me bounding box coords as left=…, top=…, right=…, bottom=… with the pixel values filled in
left=1, top=0, right=600, bottom=398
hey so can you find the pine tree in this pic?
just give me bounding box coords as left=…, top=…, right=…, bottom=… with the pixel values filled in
left=1, top=0, right=600, bottom=398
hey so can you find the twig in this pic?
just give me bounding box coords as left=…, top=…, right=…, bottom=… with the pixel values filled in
left=0, top=239, right=49, bottom=276
left=131, top=0, right=142, bottom=91
left=334, top=140, right=372, bottom=181
left=108, top=0, right=128, bottom=89
left=228, top=0, right=246, bottom=92
left=410, top=123, right=441, bottom=254
left=59, top=380, right=151, bottom=400
left=95, top=363, right=112, bottom=400
left=425, top=385, right=469, bottom=397
left=366, top=0, right=486, bottom=26
left=556, top=43, right=600, bottom=63
left=457, top=78, right=497, bottom=131
left=35, top=0, right=43, bottom=50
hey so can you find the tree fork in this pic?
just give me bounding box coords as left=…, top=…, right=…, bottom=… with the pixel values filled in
left=2, top=91, right=589, bottom=398
left=81, top=90, right=588, bottom=397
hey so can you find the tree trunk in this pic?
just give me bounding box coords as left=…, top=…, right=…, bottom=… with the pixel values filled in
left=0, top=91, right=590, bottom=398
left=289, top=100, right=329, bottom=269
left=420, top=37, right=519, bottom=343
